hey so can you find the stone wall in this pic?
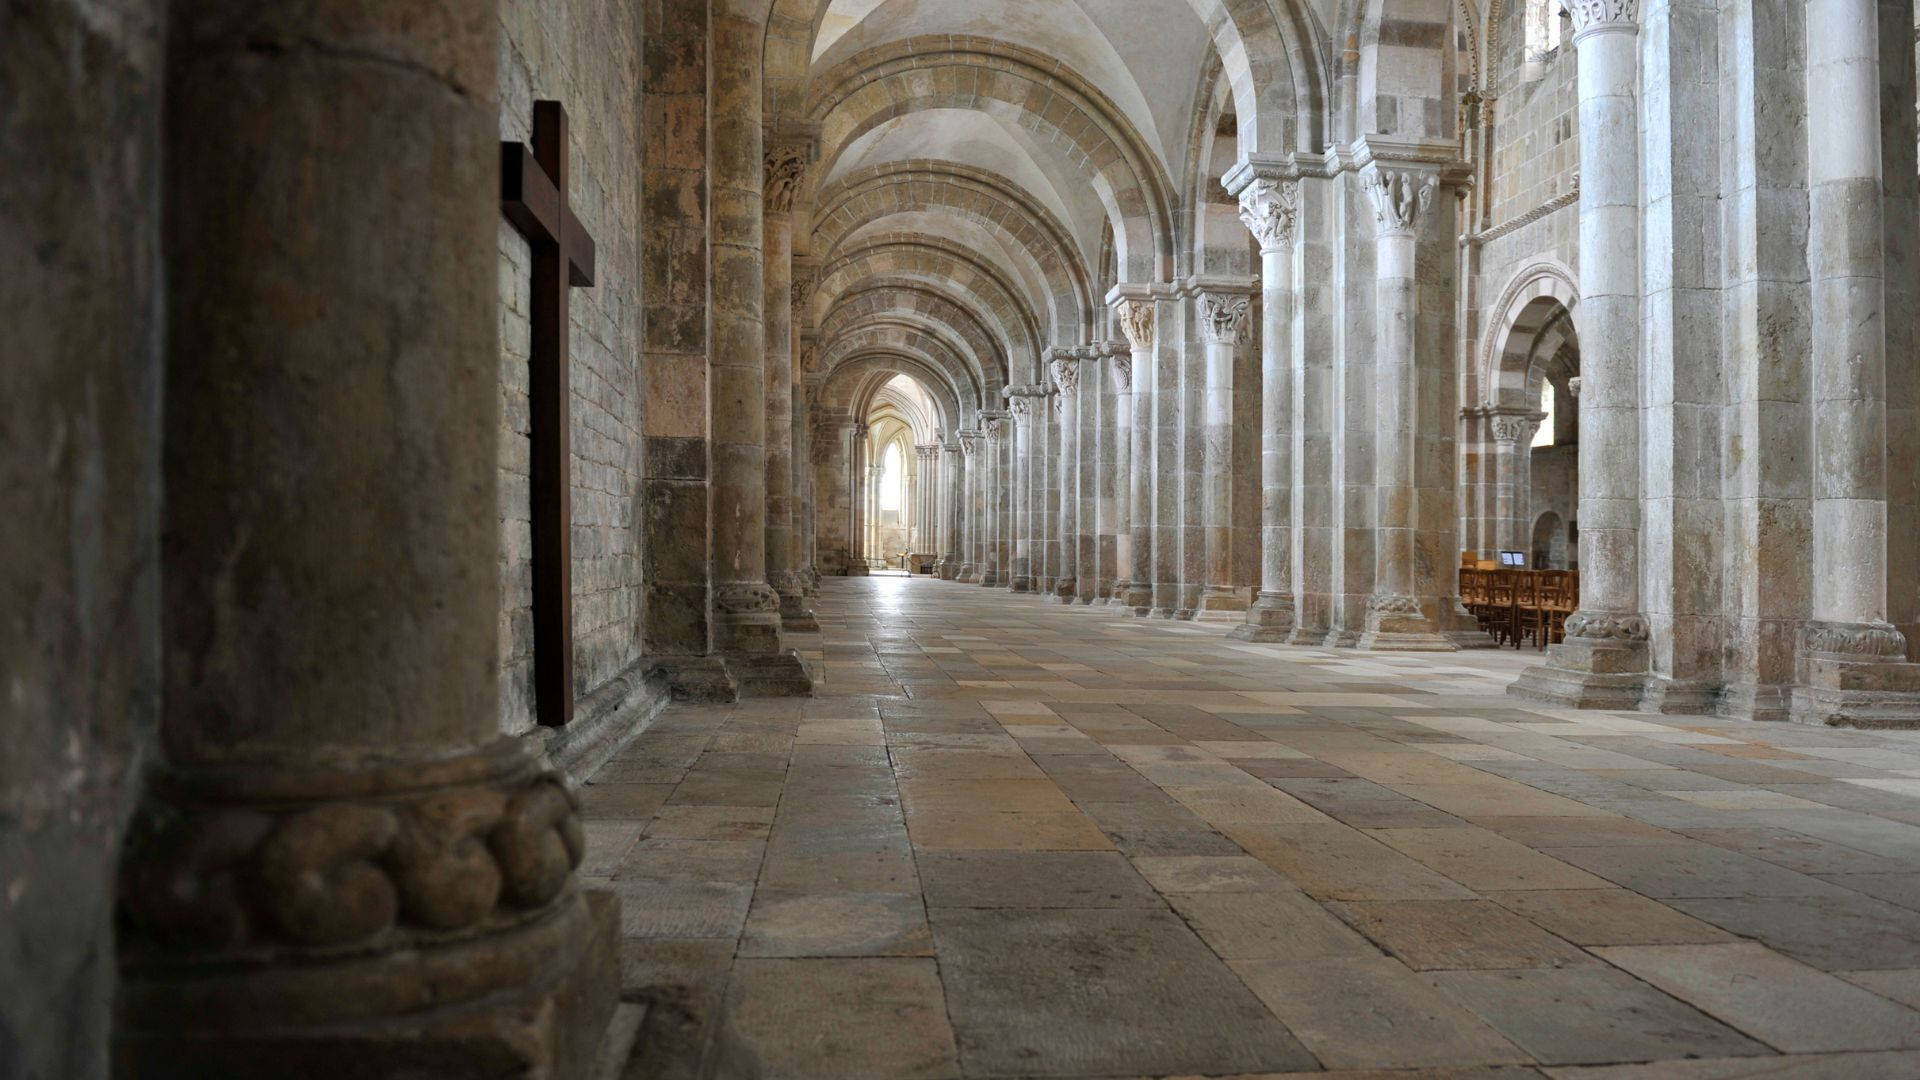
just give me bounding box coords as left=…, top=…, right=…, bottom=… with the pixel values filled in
left=1, top=3, right=163, bottom=1076
left=1529, top=444, right=1578, bottom=567
left=497, top=0, right=646, bottom=733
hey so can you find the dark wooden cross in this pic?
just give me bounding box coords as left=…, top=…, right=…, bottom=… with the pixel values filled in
left=501, top=100, right=596, bottom=729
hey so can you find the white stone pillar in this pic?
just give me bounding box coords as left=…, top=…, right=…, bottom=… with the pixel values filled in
left=1050, top=352, right=1080, bottom=603
left=1007, top=392, right=1037, bottom=591
left=846, top=423, right=870, bottom=577
left=1117, top=300, right=1154, bottom=613
left=1490, top=411, right=1544, bottom=554
left=1149, top=298, right=1183, bottom=618
left=1514, top=2, right=1651, bottom=703
left=980, top=413, right=1008, bottom=586
left=1231, top=178, right=1300, bottom=641
left=940, top=440, right=964, bottom=579
left=1103, top=348, right=1135, bottom=605
left=1358, top=163, right=1454, bottom=650
left=1196, top=292, right=1252, bottom=621
left=1074, top=348, right=1099, bottom=603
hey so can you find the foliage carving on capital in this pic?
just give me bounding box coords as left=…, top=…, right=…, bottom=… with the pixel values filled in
left=1050, top=356, right=1080, bottom=397
left=1238, top=178, right=1300, bottom=253
left=1363, top=166, right=1438, bottom=238
left=1198, top=293, right=1252, bottom=345
left=765, top=143, right=809, bottom=214
left=1490, top=413, right=1543, bottom=445
left=984, top=415, right=1006, bottom=441
left=1565, top=0, right=1639, bottom=35
left=1110, top=354, right=1132, bottom=387
left=958, top=430, right=981, bottom=455
left=1118, top=300, right=1155, bottom=351
left=1008, top=395, right=1031, bottom=420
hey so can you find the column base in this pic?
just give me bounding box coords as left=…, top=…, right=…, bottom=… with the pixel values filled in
left=1791, top=624, right=1920, bottom=727
left=647, top=654, right=739, bottom=703
left=1195, top=587, right=1251, bottom=623
left=118, top=890, right=619, bottom=1080
left=1120, top=585, right=1153, bottom=615
left=957, top=563, right=977, bottom=583
left=1286, top=626, right=1333, bottom=646
left=937, top=557, right=958, bottom=580
left=779, top=597, right=820, bottom=632
left=1357, top=596, right=1457, bottom=652
left=1011, top=575, right=1033, bottom=593
left=1228, top=593, right=1295, bottom=642
left=846, top=563, right=871, bottom=577
left=1150, top=607, right=1178, bottom=619
left=725, top=649, right=815, bottom=698
left=979, top=569, right=1000, bottom=587
left=1508, top=621, right=1651, bottom=710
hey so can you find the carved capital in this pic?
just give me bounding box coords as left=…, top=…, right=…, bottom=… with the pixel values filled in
left=1008, top=395, right=1031, bottom=420
left=1118, top=300, right=1155, bottom=351
left=1490, top=411, right=1547, bottom=445
left=1366, top=593, right=1425, bottom=617
left=1050, top=356, right=1080, bottom=397
left=1566, top=0, right=1639, bottom=38
left=1238, top=177, right=1300, bottom=253
left=715, top=582, right=781, bottom=614
left=1363, top=165, right=1438, bottom=239
left=1565, top=611, right=1650, bottom=643
left=958, top=430, right=982, bottom=455
left=1198, top=293, right=1252, bottom=345
left=764, top=143, right=809, bottom=215
left=1800, top=620, right=1909, bottom=661
left=1110, top=353, right=1133, bottom=388
left=984, top=415, right=1007, bottom=441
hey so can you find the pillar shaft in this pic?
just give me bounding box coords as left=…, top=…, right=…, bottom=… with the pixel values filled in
left=1197, top=293, right=1251, bottom=620
left=1119, top=301, right=1156, bottom=613
left=1051, top=353, right=1081, bottom=602
left=1231, top=180, right=1300, bottom=641
left=119, top=1, right=614, bottom=1068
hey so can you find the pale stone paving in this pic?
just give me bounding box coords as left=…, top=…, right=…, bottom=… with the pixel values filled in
left=590, top=577, right=1920, bottom=1079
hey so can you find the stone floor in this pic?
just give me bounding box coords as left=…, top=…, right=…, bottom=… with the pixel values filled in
left=589, top=576, right=1920, bottom=1079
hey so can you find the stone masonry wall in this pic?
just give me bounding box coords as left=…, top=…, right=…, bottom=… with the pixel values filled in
left=497, top=1, right=646, bottom=734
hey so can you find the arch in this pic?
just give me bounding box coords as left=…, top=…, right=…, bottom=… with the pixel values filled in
left=1531, top=510, right=1568, bottom=571
left=822, top=281, right=1011, bottom=386
left=1340, top=0, right=1471, bottom=140
left=806, top=36, right=1176, bottom=282
left=815, top=236, right=1047, bottom=371
left=819, top=336, right=979, bottom=420
left=1478, top=259, right=1579, bottom=410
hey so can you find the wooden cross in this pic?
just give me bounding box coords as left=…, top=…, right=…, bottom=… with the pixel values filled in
left=501, top=100, right=596, bottom=729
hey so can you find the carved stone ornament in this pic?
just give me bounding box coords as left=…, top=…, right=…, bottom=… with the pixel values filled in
left=1567, top=376, right=1583, bottom=399
left=1564, top=611, right=1650, bottom=642
left=1565, top=0, right=1639, bottom=35
left=1490, top=414, right=1542, bottom=445
left=1008, top=396, right=1031, bottom=420
left=1364, top=167, right=1438, bottom=238
left=984, top=416, right=1007, bottom=441
left=1238, top=178, right=1300, bottom=253
left=798, top=343, right=820, bottom=373
left=959, top=431, right=982, bottom=455
left=119, top=741, right=582, bottom=953
left=1366, top=593, right=1424, bottom=617
left=1110, top=353, right=1133, bottom=387
left=715, top=582, right=781, bottom=614
left=1050, top=356, right=1080, bottom=397
left=1198, top=293, right=1252, bottom=346
left=764, top=143, right=809, bottom=214
left=1118, top=300, right=1155, bottom=351
left=1801, top=620, right=1909, bottom=660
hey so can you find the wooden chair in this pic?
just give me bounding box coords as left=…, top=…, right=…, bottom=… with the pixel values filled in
left=1539, top=570, right=1577, bottom=645
left=1514, top=571, right=1552, bottom=650
left=1485, top=570, right=1518, bottom=647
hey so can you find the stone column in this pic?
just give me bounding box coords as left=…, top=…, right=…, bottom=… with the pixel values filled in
left=1036, top=389, right=1059, bottom=594
left=1196, top=291, right=1253, bottom=621
left=867, top=461, right=884, bottom=569
left=1093, top=346, right=1122, bottom=603
left=1514, top=3, right=1650, bottom=703
left=708, top=7, right=807, bottom=692
left=1231, top=178, right=1301, bottom=641
left=1050, top=352, right=1081, bottom=602
left=1007, top=393, right=1037, bottom=591
left=1357, top=162, right=1454, bottom=650
left=118, top=1, right=615, bottom=1069
left=1118, top=298, right=1156, bottom=614
left=1794, top=0, right=1920, bottom=724
left=981, top=413, right=1008, bottom=586
left=958, top=431, right=982, bottom=580
left=941, top=440, right=965, bottom=579
left=846, top=423, right=871, bottom=576
left=1490, top=411, right=1545, bottom=554
left=763, top=134, right=816, bottom=631
left=1074, top=349, right=1099, bottom=603
left=1104, top=347, right=1138, bottom=606
left=817, top=414, right=855, bottom=575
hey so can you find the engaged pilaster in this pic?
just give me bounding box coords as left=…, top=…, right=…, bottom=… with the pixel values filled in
left=1116, top=296, right=1158, bottom=613
left=1195, top=290, right=1254, bottom=621
left=1050, top=350, right=1083, bottom=602
left=1230, top=176, right=1302, bottom=641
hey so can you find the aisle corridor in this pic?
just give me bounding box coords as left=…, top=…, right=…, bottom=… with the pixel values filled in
left=590, top=578, right=1920, bottom=1079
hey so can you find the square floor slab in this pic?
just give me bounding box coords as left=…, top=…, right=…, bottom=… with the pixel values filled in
left=713, top=958, right=961, bottom=1079
left=916, top=851, right=1162, bottom=908
left=1430, top=967, right=1768, bottom=1065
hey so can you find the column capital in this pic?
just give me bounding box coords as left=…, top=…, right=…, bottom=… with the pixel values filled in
left=1489, top=410, right=1548, bottom=445
left=957, top=429, right=983, bottom=454
left=1198, top=292, right=1253, bottom=345
left=1048, top=353, right=1081, bottom=397
left=1361, top=163, right=1440, bottom=239
left=1566, top=0, right=1639, bottom=40
left=1108, top=351, right=1133, bottom=389
left=983, top=414, right=1009, bottom=441
left=1116, top=298, right=1155, bottom=351
left=764, top=144, right=810, bottom=215
left=1238, top=177, right=1301, bottom=254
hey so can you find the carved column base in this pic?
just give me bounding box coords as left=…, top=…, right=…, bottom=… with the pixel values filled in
left=1011, top=575, right=1033, bottom=593
left=714, top=582, right=785, bottom=656
left=116, top=740, right=617, bottom=1079
left=1228, top=593, right=1296, bottom=642
left=1286, top=626, right=1334, bottom=647
left=1195, top=587, right=1251, bottom=623
left=1054, top=578, right=1076, bottom=604
left=648, top=654, right=739, bottom=703
left=768, top=572, right=819, bottom=632
left=1790, top=622, right=1920, bottom=727
left=979, top=569, right=1001, bottom=587
left=1509, top=612, right=1652, bottom=710
left=936, top=557, right=958, bottom=580
left=1357, top=595, right=1457, bottom=652
left=725, top=650, right=815, bottom=698
left=1121, top=584, right=1153, bottom=616
left=846, top=563, right=871, bottom=577
left=957, top=563, right=977, bottom=583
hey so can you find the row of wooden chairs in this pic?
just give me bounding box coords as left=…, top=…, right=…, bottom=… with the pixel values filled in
left=1460, top=568, right=1579, bottom=649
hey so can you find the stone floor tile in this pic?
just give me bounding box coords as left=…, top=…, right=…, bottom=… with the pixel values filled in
left=890, top=748, right=1048, bottom=780
left=1678, top=826, right=1911, bottom=875
left=1541, top=842, right=1852, bottom=899
left=1329, top=900, right=1596, bottom=970
left=1822, top=873, right=1920, bottom=911
left=1542, top=1050, right=1920, bottom=1079
left=1595, top=942, right=1920, bottom=1052
left=617, top=878, right=756, bottom=939
left=712, top=959, right=961, bottom=1079
left=1168, top=889, right=1381, bottom=961
left=1225, top=823, right=1479, bottom=901
left=932, top=906, right=1318, bottom=1076
left=1486, top=890, right=1733, bottom=946
left=1393, top=781, right=1615, bottom=819
left=1229, top=955, right=1530, bottom=1070
left=1371, top=827, right=1613, bottom=891
left=1840, top=969, right=1920, bottom=1010
left=581, top=781, right=676, bottom=820
left=917, top=851, right=1162, bottom=908
left=905, top=809, right=1114, bottom=851
left=1430, top=967, right=1768, bottom=1065
left=643, top=804, right=776, bottom=841
left=739, top=889, right=933, bottom=958
left=1471, top=816, right=1681, bottom=848
left=1131, top=855, right=1292, bottom=893
left=1664, top=894, right=1920, bottom=970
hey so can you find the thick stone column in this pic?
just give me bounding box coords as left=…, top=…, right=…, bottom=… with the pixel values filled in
left=816, top=413, right=855, bottom=575
left=1050, top=352, right=1082, bottom=602
left=1514, top=4, right=1651, bottom=702
left=1103, top=348, right=1137, bottom=605
left=1358, top=162, right=1455, bottom=650
left=1793, top=0, right=1920, bottom=725
left=958, top=431, right=983, bottom=581
left=708, top=6, right=808, bottom=692
left=1149, top=297, right=1184, bottom=618
left=1490, top=411, right=1545, bottom=553
left=1036, top=389, right=1060, bottom=594
left=1231, top=178, right=1301, bottom=641
left=118, top=1, right=615, bottom=1070
left=763, top=135, right=816, bottom=631
left=1094, top=345, right=1123, bottom=603
left=846, top=423, right=871, bottom=576
left=1197, top=291, right=1253, bottom=621
left=1074, top=350, right=1100, bottom=603
left=940, top=440, right=965, bottom=579
left=1117, top=298, right=1156, bottom=613
left=1007, top=392, right=1038, bottom=591
left=982, top=412, right=1011, bottom=586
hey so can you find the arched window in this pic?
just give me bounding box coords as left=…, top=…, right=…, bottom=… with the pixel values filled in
left=1533, top=382, right=1556, bottom=448
left=879, top=442, right=903, bottom=513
